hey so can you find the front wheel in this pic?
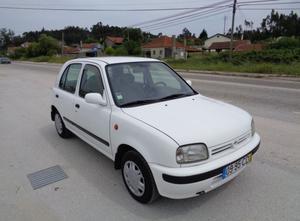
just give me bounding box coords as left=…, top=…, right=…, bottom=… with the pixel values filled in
left=121, top=151, right=159, bottom=204
left=54, top=112, right=72, bottom=138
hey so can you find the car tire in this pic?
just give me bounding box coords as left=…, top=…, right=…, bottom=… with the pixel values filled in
left=121, top=150, right=159, bottom=204
left=54, top=112, right=72, bottom=138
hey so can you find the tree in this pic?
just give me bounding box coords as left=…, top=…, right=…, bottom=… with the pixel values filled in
left=124, top=28, right=143, bottom=42
left=123, top=40, right=141, bottom=55
left=179, top=27, right=192, bottom=39
left=0, top=28, right=15, bottom=49
left=38, top=34, right=59, bottom=56
left=199, top=29, right=208, bottom=40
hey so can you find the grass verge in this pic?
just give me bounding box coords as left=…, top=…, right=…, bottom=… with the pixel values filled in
left=166, top=55, right=300, bottom=76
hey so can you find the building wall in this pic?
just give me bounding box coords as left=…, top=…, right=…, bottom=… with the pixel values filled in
left=143, top=48, right=165, bottom=59
left=105, top=39, right=114, bottom=48
left=204, top=35, right=230, bottom=49
left=142, top=47, right=186, bottom=59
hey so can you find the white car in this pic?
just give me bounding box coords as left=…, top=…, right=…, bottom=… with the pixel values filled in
left=51, top=57, right=260, bottom=203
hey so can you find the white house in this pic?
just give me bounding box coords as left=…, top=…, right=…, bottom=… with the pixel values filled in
left=204, top=33, right=230, bottom=50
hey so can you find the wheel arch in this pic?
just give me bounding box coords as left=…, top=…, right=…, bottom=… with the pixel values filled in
left=114, top=144, right=145, bottom=169
left=51, top=105, right=59, bottom=121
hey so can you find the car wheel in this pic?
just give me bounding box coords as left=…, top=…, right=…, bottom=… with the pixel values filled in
left=54, top=112, right=72, bottom=138
left=121, top=151, right=159, bottom=204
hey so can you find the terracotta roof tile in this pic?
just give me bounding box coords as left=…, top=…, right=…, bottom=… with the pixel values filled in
left=106, top=36, right=124, bottom=44
left=142, top=36, right=185, bottom=49
left=209, top=40, right=250, bottom=50
left=234, top=43, right=264, bottom=52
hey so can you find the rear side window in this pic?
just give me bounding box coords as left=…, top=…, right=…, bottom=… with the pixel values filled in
left=59, top=64, right=82, bottom=93
left=79, top=64, right=104, bottom=98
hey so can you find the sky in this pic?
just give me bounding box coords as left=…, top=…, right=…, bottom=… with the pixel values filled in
left=0, top=0, right=299, bottom=37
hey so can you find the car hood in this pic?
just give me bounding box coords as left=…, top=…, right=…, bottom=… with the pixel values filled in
left=122, top=95, right=252, bottom=147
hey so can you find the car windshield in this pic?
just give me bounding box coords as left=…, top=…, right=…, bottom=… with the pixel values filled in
left=106, top=62, right=197, bottom=107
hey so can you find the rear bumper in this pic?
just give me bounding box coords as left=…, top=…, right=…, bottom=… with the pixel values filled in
left=149, top=133, right=260, bottom=199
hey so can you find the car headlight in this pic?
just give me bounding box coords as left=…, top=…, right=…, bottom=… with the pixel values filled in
left=176, top=144, right=208, bottom=164
left=251, top=119, right=255, bottom=136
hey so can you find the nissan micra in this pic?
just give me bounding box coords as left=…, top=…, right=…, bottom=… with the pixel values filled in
left=51, top=57, right=260, bottom=203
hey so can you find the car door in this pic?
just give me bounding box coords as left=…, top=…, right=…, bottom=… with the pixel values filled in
left=53, top=63, right=82, bottom=124
left=72, top=63, right=112, bottom=155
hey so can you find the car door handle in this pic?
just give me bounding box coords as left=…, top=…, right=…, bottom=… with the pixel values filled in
left=55, top=94, right=59, bottom=98
left=75, top=104, right=80, bottom=109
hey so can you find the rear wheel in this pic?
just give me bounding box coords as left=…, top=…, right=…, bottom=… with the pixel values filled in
left=54, top=112, right=72, bottom=138
left=121, top=151, right=159, bottom=203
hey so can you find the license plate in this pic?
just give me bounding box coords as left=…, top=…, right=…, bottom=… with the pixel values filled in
left=222, top=153, right=252, bottom=179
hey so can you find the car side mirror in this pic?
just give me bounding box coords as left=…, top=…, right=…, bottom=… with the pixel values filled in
left=186, top=79, right=192, bottom=86
left=85, top=92, right=107, bottom=106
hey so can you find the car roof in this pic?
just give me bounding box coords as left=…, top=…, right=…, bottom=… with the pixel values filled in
left=70, top=56, right=159, bottom=65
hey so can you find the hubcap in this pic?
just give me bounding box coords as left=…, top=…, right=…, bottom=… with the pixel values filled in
left=123, top=161, right=145, bottom=196
left=54, top=114, right=63, bottom=134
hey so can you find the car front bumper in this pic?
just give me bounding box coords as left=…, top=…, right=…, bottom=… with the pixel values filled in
left=149, top=133, right=260, bottom=199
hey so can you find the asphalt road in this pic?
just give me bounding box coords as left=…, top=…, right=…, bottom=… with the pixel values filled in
left=0, top=62, right=299, bottom=221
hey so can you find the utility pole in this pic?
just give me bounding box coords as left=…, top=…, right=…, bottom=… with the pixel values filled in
left=61, top=31, right=64, bottom=56
left=223, top=16, right=227, bottom=35
left=229, top=0, right=237, bottom=61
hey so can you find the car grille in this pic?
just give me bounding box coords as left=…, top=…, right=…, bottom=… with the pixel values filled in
left=211, top=132, right=251, bottom=156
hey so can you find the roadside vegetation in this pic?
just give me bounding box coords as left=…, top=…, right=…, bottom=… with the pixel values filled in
left=167, top=37, right=300, bottom=76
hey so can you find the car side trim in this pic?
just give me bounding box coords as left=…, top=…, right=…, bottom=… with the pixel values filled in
left=63, top=117, right=110, bottom=147
left=162, top=142, right=260, bottom=184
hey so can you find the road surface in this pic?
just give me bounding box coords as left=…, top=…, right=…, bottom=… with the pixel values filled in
left=0, top=62, right=299, bottom=221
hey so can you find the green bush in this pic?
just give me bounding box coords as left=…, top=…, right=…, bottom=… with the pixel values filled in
left=26, top=42, right=41, bottom=57
left=38, top=34, right=59, bottom=56
left=216, top=49, right=300, bottom=64
left=105, top=47, right=115, bottom=55
left=269, top=37, right=300, bottom=49
left=114, top=46, right=128, bottom=56
left=10, top=47, right=27, bottom=59
left=123, top=40, right=141, bottom=55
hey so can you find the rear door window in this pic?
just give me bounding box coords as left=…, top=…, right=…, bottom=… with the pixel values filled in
left=59, top=63, right=82, bottom=93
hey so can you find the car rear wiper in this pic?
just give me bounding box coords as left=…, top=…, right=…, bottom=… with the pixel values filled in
left=119, top=99, right=158, bottom=107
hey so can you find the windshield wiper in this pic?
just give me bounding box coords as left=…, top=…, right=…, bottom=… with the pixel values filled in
left=158, top=93, right=193, bottom=101
left=119, top=99, right=158, bottom=107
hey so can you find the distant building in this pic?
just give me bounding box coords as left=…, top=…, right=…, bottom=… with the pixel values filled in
left=203, top=34, right=231, bottom=50
left=142, top=36, right=187, bottom=59
left=105, top=36, right=124, bottom=48
left=234, top=43, right=264, bottom=52
left=80, top=43, right=103, bottom=57
left=208, top=40, right=251, bottom=52
left=63, top=43, right=103, bottom=57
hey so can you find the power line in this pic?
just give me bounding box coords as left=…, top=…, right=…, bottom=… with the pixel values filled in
left=0, top=4, right=233, bottom=12
left=240, top=7, right=300, bottom=10
left=131, top=0, right=233, bottom=27
left=144, top=8, right=231, bottom=31
left=139, top=6, right=231, bottom=29
left=238, top=1, right=300, bottom=6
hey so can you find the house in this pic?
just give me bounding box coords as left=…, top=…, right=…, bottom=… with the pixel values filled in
left=208, top=40, right=251, bottom=52
left=203, top=33, right=231, bottom=50
left=63, top=43, right=103, bottom=57
left=80, top=43, right=103, bottom=57
left=142, top=36, right=186, bottom=59
left=63, top=46, right=80, bottom=55
left=234, top=43, right=264, bottom=52
left=105, top=36, right=124, bottom=47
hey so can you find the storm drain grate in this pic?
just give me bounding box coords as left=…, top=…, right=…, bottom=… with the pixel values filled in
left=27, top=165, right=68, bottom=190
